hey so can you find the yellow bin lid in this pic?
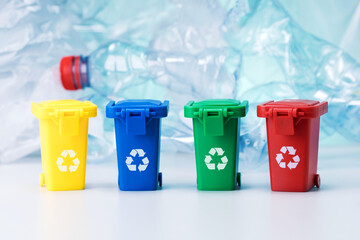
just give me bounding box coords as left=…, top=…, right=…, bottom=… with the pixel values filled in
left=32, top=100, right=97, bottom=136
left=31, top=100, right=97, bottom=119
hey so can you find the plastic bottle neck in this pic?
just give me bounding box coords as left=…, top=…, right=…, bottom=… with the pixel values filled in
left=60, top=55, right=90, bottom=90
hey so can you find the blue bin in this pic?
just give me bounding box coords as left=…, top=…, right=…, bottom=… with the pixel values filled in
left=106, top=99, right=169, bottom=191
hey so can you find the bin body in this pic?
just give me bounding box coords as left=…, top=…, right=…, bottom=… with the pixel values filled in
left=257, top=100, right=328, bottom=192
left=184, top=99, right=248, bottom=191
left=106, top=100, right=169, bottom=191
left=31, top=100, right=97, bottom=191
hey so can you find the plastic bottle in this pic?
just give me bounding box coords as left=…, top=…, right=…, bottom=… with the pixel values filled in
left=59, top=40, right=242, bottom=153
left=60, top=41, right=241, bottom=98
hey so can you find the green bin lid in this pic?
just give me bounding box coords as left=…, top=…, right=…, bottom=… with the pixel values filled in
left=184, top=99, right=248, bottom=119
left=184, top=99, right=248, bottom=136
left=193, top=99, right=241, bottom=107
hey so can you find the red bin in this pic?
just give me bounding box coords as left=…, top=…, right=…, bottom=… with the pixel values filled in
left=257, top=100, right=328, bottom=192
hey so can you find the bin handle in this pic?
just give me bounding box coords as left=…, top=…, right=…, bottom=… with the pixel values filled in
left=185, top=101, right=195, bottom=107
left=79, top=109, right=89, bottom=117
left=227, top=111, right=235, bottom=116
left=107, top=101, right=116, bottom=109
left=106, top=101, right=118, bottom=118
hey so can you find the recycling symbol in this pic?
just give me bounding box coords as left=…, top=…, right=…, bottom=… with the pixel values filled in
left=276, top=146, right=300, bottom=170
left=126, top=149, right=149, bottom=172
left=56, top=150, right=80, bottom=173
left=204, top=147, right=228, bottom=171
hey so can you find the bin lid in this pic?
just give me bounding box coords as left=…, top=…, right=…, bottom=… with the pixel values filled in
left=106, top=99, right=169, bottom=119
left=184, top=99, right=248, bottom=136
left=31, top=100, right=97, bottom=119
left=194, top=99, right=241, bottom=107
left=257, top=99, right=328, bottom=118
left=184, top=99, right=248, bottom=119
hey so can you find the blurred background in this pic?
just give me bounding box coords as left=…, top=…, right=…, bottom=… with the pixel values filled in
left=0, top=0, right=359, bottom=167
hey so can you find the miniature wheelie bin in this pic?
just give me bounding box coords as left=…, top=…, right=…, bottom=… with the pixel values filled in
left=184, top=99, right=248, bottom=190
left=257, top=99, right=328, bottom=192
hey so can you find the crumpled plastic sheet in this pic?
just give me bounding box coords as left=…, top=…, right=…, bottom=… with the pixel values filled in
left=0, top=0, right=82, bottom=163
left=0, top=0, right=176, bottom=163
left=223, top=0, right=360, bottom=167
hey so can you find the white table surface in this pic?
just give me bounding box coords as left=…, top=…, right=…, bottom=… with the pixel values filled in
left=0, top=145, right=359, bottom=240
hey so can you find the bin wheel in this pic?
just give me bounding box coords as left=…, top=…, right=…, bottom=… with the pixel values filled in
left=314, top=174, right=321, bottom=188
left=40, top=173, right=44, bottom=187
left=236, top=172, right=241, bottom=188
left=158, top=172, right=162, bottom=188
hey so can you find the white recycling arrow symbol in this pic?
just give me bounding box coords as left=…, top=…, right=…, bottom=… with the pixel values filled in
left=56, top=150, right=80, bottom=173
left=276, top=146, right=300, bottom=170
left=126, top=149, right=149, bottom=172
left=204, top=147, right=228, bottom=171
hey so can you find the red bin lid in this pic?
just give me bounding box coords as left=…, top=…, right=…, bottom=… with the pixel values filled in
left=257, top=99, right=328, bottom=118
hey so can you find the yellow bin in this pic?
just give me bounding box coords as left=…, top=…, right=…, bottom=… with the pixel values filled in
left=31, top=100, right=97, bottom=191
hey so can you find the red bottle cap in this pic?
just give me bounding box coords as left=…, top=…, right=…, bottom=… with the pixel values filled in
left=60, top=56, right=83, bottom=90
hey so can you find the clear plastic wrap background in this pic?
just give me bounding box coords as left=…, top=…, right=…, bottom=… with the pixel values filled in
left=0, top=0, right=359, bottom=167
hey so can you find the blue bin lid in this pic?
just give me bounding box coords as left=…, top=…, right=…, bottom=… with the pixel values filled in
left=106, top=99, right=169, bottom=119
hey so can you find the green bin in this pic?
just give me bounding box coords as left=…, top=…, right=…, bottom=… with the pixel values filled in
left=184, top=99, right=248, bottom=190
